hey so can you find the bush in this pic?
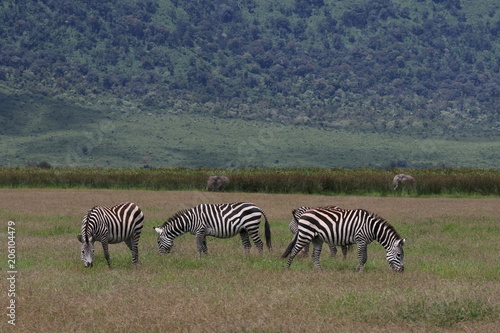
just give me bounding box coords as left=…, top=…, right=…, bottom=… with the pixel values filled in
left=0, top=167, right=498, bottom=196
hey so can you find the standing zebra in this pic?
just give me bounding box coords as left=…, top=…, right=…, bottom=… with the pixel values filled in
left=154, top=202, right=271, bottom=256
left=77, top=202, right=144, bottom=268
left=282, top=207, right=406, bottom=271
left=289, top=206, right=351, bottom=258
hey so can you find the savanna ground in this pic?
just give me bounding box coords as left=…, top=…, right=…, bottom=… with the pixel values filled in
left=1, top=189, right=499, bottom=332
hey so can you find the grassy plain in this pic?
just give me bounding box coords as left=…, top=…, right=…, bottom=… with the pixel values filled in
left=1, top=189, right=499, bottom=332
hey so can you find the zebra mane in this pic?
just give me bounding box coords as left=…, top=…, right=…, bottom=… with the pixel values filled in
left=364, top=209, right=401, bottom=239
left=83, top=206, right=98, bottom=243
left=161, top=208, right=190, bottom=227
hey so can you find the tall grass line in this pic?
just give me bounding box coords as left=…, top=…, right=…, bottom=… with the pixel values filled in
left=0, top=167, right=498, bottom=195
left=229, top=173, right=390, bottom=194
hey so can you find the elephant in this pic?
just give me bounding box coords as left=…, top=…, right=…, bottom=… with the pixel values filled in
left=206, top=176, right=230, bottom=192
left=393, top=174, right=416, bottom=190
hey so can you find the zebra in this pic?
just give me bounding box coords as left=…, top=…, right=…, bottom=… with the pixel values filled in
left=282, top=207, right=406, bottom=271
left=289, top=206, right=352, bottom=258
left=154, top=202, right=271, bottom=256
left=77, top=202, right=145, bottom=268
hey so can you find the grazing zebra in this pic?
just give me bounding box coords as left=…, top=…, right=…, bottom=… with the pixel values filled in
left=282, top=207, right=406, bottom=271
left=77, top=202, right=144, bottom=268
left=154, top=202, right=271, bottom=256
left=289, top=206, right=351, bottom=258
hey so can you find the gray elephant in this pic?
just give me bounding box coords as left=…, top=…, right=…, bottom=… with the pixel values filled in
left=206, top=176, right=230, bottom=192
left=393, top=174, right=416, bottom=190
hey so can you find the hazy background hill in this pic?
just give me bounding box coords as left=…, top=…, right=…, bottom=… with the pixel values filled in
left=1, top=86, right=497, bottom=169
left=0, top=0, right=499, bottom=168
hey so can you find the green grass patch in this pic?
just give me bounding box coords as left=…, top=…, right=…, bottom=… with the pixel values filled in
left=398, top=298, right=498, bottom=327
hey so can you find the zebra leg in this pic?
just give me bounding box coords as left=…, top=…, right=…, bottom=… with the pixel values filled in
left=341, top=245, right=348, bottom=259
left=285, top=247, right=299, bottom=269
left=286, top=233, right=313, bottom=269
left=355, top=243, right=368, bottom=271
left=311, top=237, right=323, bottom=270
left=285, top=243, right=307, bottom=269
left=247, top=229, right=264, bottom=252
left=328, top=244, right=337, bottom=258
left=196, top=233, right=208, bottom=257
left=125, top=237, right=139, bottom=265
left=101, top=240, right=112, bottom=269
left=239, top=230, right=252, bottom=252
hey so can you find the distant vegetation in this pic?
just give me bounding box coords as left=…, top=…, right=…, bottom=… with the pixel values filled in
left=0, top=90, right=498, bottom=169
left=1, top=167, right=498, bottom=196
left=0, top=0, right=499, bottom=137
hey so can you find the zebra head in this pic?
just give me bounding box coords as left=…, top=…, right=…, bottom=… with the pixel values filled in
left=77, top=234, right=95, bottom=268
left=154, top=227, right=173, bottom=254
left=386, top=238, right=406, bottom=272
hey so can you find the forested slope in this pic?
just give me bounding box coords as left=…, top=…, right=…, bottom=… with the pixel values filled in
left=0, top=0, right=499, bottom=137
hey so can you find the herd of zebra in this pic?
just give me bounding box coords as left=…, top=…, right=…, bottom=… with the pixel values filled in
left=78, top=201, right=406, bottom=272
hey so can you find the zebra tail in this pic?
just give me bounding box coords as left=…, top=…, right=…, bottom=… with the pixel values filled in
left=263, top=211, right=272, bottom=250
left=281, top=232, right=298, bottom=258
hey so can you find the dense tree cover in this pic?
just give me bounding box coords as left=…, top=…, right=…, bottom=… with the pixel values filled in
left=0, top=0, right=499, bottom=137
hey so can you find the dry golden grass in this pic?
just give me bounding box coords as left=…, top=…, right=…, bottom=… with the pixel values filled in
left=0, top=189, right=499, bottom=332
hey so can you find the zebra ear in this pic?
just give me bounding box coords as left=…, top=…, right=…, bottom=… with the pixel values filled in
left=154, top=227, right=163, bottom=235
left=397, top=238, right=406, bottom=247
left=77, top=234, right=83, bottom=243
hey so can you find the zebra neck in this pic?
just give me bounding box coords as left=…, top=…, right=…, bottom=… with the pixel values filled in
left=82, top=218, right=94, bottom=243
left=82, top=227, right=95, bottom=242
left=82, top=219, right=109, bottom=242
left=165, top=217, right=194, bottom=239
left=162, top=208, right=199, bottom=237
left=372, top=219, right=400, bottom=249
left=82, top=207, right=107, bottom=242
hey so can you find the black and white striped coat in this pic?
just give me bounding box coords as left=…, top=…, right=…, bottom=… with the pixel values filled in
left=154, top=202, right=271, bottom=256
left=290, top=206, right=351, bottom=258
left=77, top=202, right=144, bottom=268
left=282, top=207, right=405, bottom=271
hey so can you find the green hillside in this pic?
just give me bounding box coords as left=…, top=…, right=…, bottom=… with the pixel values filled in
left=0, top=0, right=499, bottom=168
left=1, top=87, right=497, bottom=168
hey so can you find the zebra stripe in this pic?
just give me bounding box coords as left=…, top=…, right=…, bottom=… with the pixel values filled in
left=282, top=207, right=405, bottom=271
left=289, top=206, right=351, bottom=258
left=77, top=202, right=144, bottom=268
left=154, top=202, right=271, bottom=256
